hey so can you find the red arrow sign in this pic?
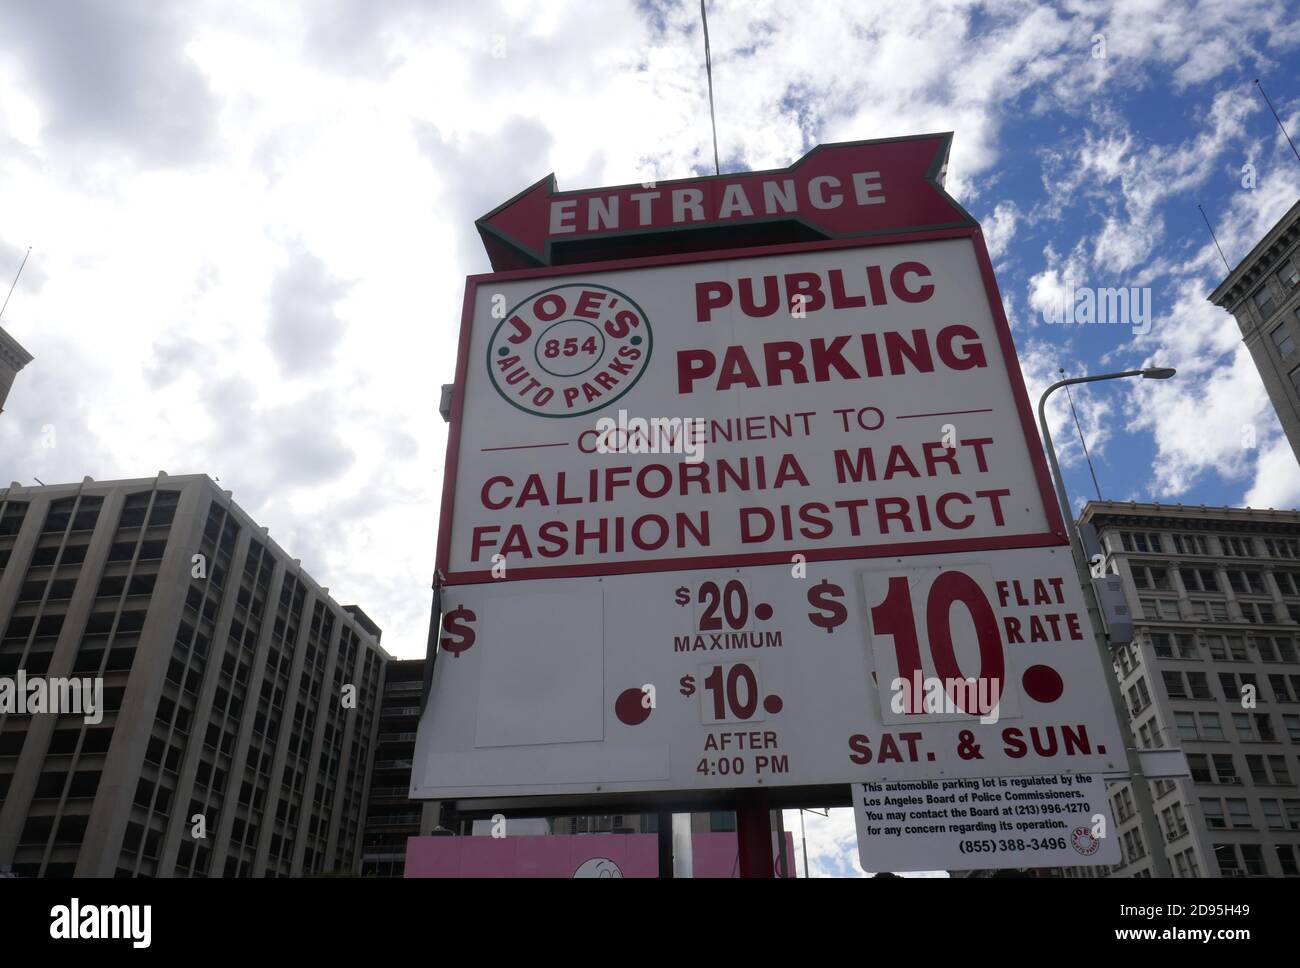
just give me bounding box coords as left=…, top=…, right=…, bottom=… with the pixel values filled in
left=476, top=133, right=973, bottom=271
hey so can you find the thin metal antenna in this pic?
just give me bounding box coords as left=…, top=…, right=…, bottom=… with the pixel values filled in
left=1255, top=78, right=1300, bottom=165
left=0, top=247, right=31, bottom=322
left=1198, top=204, right=1231, bottom=271
left=700, top=0, right=721, bottom=176
left=1060, top=368, right=1103, bottom=501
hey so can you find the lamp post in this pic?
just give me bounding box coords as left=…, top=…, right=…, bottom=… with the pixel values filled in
left=1038, top=367, right=1175, bottom=877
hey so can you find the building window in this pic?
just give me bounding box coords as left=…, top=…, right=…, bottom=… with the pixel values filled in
left=1245, top=753, right=1288, bottom=785
left=1220, top=536, right=1253, bottom=557
left=1253, top=285, right=1276, bottom=319
left=1212, top=754, right=1239, bottom=785
left=1241, top=844, right=1266, bottom=875
left=1201, top=798, right=1225, bottom=828
left=1132, top=565, right=1170, bottom=590
left=1226, top=569, right=1266, bottom=595
left=1128, top=678, right=1152, bottom=715
left=1277, top=845, right=1299, bottom=877
left=1149, top=632, right=1196, bottom=659
left=1272, top=324, right=1298, bottom=359
left=1122, top=532, right=1163, bottom=553
left=1264, top=537, right=1300, bottom=559
left=1226, top=798, right=1252, bottom=828
left=1192, top=600, right=1228, bottom=622
left=1142, top=598, right=1180, bottom=621
left=1179, top=567, right=1219, bottom=592
left=1269, top=674, right=1299, bottom=702
left=1281, top=260, right=1300, bottom=289
left=1262, top=799, right=1285, bottom=829
left=1215, top=844, right=1243, bottom=876
left=1161, top=802, right=1188, bottom=839
left=1122, top=829, right=1146, bottom=863
left=1284, top=715, right=1300, bottom=742
left=1290, top=365, right=1300, bottom=393
left=1173, top=534, right=1209, bottom=555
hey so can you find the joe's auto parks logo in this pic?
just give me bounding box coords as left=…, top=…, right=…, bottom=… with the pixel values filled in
left=486, top=283, right=652, bottom=417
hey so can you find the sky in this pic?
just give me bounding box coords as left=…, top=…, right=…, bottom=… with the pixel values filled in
left=1, top=0, right=1299, bottom=877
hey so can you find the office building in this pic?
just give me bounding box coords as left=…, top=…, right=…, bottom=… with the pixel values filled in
left=1209, top=198, right=1300, bottom=464
left=0, top=325, right=32, bottom=414
left=1061, top=501, right=1300, bottom=878
left=360, top=657, right=437, bottom=877
left=0, top=474, right=388, bottom=877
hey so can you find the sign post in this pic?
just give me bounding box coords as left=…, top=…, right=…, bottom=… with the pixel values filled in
left=415, top=133, right=1129, bottom=877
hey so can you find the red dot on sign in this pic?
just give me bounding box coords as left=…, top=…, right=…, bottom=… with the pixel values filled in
left=1022, top=665, right=1064, bottom=703
left=614, top=688, right=652, bottom=726
left=763, top=694, right=783, bottom=714
left=755, top=603, right=773, bottom=621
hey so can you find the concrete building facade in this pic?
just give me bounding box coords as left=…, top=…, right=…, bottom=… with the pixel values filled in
left=1062, top=501, right=1300, bottom=878
left=0, top=325, right=32, bottom=415
left=360, top=657, right=436, bottom=877
left=0, top=474, right=388, bottom=877
left=1210, top=198, right=1300, bottom=465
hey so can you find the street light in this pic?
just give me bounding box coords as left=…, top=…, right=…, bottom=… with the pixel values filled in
left=1037, top=367, right=1176, bottom=878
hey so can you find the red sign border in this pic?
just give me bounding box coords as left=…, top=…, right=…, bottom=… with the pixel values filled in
left=436, top=226, right=1068, bottom=586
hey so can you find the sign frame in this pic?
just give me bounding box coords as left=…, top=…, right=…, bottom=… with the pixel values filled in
left=435, top=225, right=1069, bottom=587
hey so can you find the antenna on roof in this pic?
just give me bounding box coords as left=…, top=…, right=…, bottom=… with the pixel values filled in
left=0, top=247, right=31, bottom=323
left=1254, top=79, right=1300, bottom=165
left=700, top=0, right=721, bottom=176
left=1197, top=203, right=1231, bottom=272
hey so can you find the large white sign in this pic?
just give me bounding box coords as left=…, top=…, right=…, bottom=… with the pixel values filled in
left=852, top=773, right=1120, bottom=873
left=411, top=547, right=1127, bottom=798
left=436, top=236, right=1065, bottom=584
left=418, top=231, right=1125, bottom=800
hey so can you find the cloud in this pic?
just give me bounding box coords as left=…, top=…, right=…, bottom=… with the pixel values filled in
left=1244, top=436, right=1300, bottom=510
left=983, top=200, right=1020, bottom=261
left=266, top=244, right=351, bottom=375
left=0, top=0, right=216, bottom=164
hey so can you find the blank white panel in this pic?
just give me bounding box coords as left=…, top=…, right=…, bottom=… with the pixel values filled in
left=420, top=745, right=670, bottom=790
left=475, top=587, right=605, bottom=747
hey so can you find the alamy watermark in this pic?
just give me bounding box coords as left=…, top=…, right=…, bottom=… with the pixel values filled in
left=50, top=899, right=151, bottom=948
left=1042, top=275, right=1152, bottom=335
left=593, top=409, right=707, bottom=463
left=890, top=672, right=1003, bottom=725
left=0, top=671, right=103, bottom=725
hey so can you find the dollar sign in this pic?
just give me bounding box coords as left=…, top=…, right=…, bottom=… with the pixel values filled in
left=674, top=586, right=690, bottom=606
left=806, top=580, right=847, bottom=633
left=679, top=674, right=696, bottom=697
left=440, top=605, right=478, bottom=657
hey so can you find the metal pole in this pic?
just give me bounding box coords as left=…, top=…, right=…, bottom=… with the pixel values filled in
left=1037, top=369, right=1174, bottom=877
left=773, top=808, right=788, bottom=878
left=657, top=810, right=673, bottom=878
left=799, top=809, right=809, bottom=879
left=735, top=790, right=774, bottom=877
